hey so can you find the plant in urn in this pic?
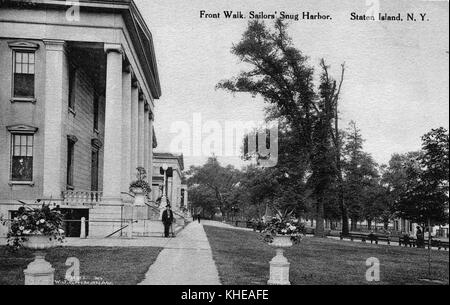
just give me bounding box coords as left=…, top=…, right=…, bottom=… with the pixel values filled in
left=129, top=167, right=151, bottom=207
left=262, top=209, right=304, bottom=285
left=1, top=203, right=65, bottom=285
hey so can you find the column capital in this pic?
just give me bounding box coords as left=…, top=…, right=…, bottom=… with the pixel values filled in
left=144, top=103, right=150, bottom=112
left=43, top=39, right=66, bottom=51
left=123, top=56, right=131, bottom=73
left=148, top=111, right=154, bottom=121
left=132, top=78, right=139, bottom=89
left=123, top=64, right=131, bottom=74
left=104, top=43, right=123, bottom=54
left=138, top=89, right=145, bottom=101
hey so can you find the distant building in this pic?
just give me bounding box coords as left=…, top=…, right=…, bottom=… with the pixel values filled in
left=152, top=153, right=188, bottom=213
left=0, top=0, right=161, bottom=237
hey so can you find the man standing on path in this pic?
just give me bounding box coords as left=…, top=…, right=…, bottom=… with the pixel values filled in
left=162, top=205, right=174, bottom=237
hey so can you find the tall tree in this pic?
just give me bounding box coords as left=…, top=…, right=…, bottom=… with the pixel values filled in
left=186, top=156, right=241, bottom=219
left=395, top=128, right=449, bottom=228
left=217, top=19, right=344, bottom=236
left=342, top=122, right=379, bottom=230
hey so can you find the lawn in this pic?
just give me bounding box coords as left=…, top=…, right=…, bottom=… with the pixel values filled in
left=0, top=246, right=162, bottom=285
left=204, top=225, right=449, bottom=285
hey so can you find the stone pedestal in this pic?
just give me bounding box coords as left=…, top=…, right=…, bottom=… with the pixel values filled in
left=267, top=248, right=291, bottom=285
left=267, top=235, right=292, bottom=285
left=24, top=253, right=55, bottom=285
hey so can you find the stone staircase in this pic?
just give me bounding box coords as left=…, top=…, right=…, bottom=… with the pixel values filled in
left=124, top=204, right=189, bottom=237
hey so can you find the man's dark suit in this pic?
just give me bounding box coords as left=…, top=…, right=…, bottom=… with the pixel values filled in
left=162, top=209, right=174, bottom=237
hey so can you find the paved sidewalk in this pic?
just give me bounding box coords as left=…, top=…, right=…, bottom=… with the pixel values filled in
left=139, top=221, right=221, bottom=285
left=201, top=220, right=254, bottom=231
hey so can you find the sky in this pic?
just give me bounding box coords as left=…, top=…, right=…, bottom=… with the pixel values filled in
left=135, top=0, right=449, bottom=169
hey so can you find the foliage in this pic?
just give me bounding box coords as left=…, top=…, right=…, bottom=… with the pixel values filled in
left=129, top=167, right=151, bottom=196
left=394, top=128, right=449, bottom=227
left=217, top=19, right=345, bottom=236
left=341, top=121, right=380, bottom=228
left=1, top=203, right=65, bottom=250
left=262, top=209, right=305, bottom=244
left=187, top=156, right=242, bottom=218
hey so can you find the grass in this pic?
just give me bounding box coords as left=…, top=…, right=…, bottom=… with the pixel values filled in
left=0, top=246, right=162, bottom=285
left=204, top=225, right=449, bottom=285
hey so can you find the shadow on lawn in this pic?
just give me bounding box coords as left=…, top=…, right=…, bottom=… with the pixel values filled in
left=203, top=225, right=449, bottom=285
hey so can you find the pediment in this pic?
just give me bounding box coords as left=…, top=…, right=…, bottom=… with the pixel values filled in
left=7, top=124, right=38, bottom=133
left=8, top=41, right=40, bottom=50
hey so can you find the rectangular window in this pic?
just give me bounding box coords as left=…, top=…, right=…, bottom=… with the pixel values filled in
left=11, top=134, right=33, bottom=181
left=68, top=64, right=76, bottom=111
left=13, top=51, right=35, bottom=98
left=93, top=95, right=99, bottom=131
left=67, top=139, right=75, bottom=187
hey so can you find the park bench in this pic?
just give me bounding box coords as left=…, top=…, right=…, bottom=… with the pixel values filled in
left=433, top=240, right=449, bottom=250
left=399, top=237, right=449, bottom=250
left=399, top=236, right=416, bottom=247
left=340, top=232, right=391, bottom=245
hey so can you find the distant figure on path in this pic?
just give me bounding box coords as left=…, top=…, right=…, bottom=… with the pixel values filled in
left=162, top=205, right=174, bottom=238
left=197, top=214, right=201, bottom=223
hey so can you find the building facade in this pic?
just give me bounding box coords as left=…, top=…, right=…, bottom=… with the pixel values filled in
left=152, top=153, right=188, bottom=214
left=0, top=0, right=160, bottom=237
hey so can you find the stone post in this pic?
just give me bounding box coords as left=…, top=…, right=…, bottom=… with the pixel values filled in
left=80, top=217, right=86, bottom=239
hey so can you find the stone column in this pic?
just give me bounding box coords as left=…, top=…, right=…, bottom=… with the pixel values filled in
left=144, top=104, right=149, bottom=177
left=42, top=40, right=66, bottom=199
left=148, top=112, right=154, bottom=187
left=130, top=81, right=139, bottom=180
left=121, top=67, right=132, bottom=193
left=138, top=95, right=145, bottom=168
left=102, top=43, right=123, bottom=203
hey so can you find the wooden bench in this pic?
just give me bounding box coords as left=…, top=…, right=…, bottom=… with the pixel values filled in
left=399, top=237, right=449, bottom=250
left=340, top=232, right=391, bottom=245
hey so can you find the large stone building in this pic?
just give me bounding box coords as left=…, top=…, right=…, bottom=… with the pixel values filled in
left=0, top=0, right=160, bottom=237
left=151, top=152, right=188, bottom=213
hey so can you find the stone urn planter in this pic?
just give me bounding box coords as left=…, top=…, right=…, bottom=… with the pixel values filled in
left=23, top=235, right=56, bottom=250
left=267, top=235, right=293, bottom=285
left=23, top=235, right=57, bottom=285
left=131, top=187, right=146, bottom=206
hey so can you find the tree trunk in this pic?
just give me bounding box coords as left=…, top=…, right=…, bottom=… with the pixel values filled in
left=367, top=219, right=372, bottom=230
left=315, top=198, right=325, bottom=237
left=339, top=192, right=349, bottom=236
left=350, top=218, right=357, bottom=231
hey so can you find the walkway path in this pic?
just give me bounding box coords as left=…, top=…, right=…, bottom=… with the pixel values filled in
left=139, top=221, right=221, bottom=285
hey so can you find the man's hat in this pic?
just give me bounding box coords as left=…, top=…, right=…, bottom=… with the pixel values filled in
left=166, top=204, right=171, bottom=208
